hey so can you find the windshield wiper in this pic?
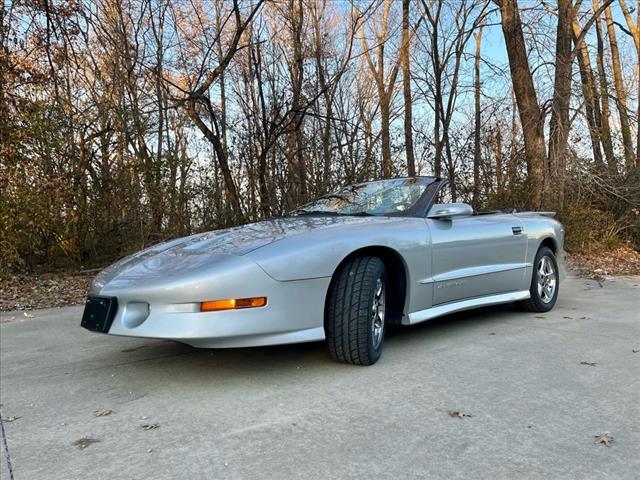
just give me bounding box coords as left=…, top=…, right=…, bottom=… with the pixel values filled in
left=343, top=211, right=376, bottom=216
left=289, top=210, right=341, bottom=216
left=288, top=210, right=377, bottom=217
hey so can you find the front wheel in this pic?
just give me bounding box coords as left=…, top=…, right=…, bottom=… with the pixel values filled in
left=519, top=246, right=559, bottom=312
left=325, top=256, right=387, bottom=365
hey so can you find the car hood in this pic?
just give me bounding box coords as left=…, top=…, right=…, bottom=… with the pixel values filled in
left=91, top=216, right=384, bottom=293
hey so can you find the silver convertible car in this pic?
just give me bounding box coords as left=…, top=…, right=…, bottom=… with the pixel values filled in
left=82, top=177, right=563, bottom=365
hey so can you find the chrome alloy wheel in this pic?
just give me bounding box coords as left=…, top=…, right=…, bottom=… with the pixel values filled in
left=371, top=277, right=386, bottom=349
left=537, top=256, right=557, bottom=304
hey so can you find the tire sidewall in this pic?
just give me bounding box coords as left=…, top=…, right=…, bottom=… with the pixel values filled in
left=529, top=247, right=559, bottom=312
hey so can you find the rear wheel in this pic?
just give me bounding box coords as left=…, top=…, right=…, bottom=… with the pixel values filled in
left=519, top=246, right=559, bottom=312
left=325, top=256, right=387, bottom=365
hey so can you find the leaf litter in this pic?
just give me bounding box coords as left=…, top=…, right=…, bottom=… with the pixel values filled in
left=0, top=273, right=92, bottom=311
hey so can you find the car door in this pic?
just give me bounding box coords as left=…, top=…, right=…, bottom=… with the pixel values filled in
left=426, top=185, right=528, bottom=305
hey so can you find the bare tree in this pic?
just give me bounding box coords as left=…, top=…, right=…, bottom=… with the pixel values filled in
left=417, top=0, right=487, bottom=199
left=547, top=0, right=574, bottom=207
left=593, top=0, right=617, bottom=172
left=572, top=13, right=605, bottom=169
left=618, top=0, right=640, bottom=168
left=604, top=3, right=635, bottom=169
left=181, top=1, right=265, bottom=219
left=495, top=0, right=546, bottom=208
left=497, top=0, right=614, bottom=208
left=360, top=0, right=401, bottom=178
left=4, top=0, right=640, bottom=273
left=280, top=0, right=308, bottom=204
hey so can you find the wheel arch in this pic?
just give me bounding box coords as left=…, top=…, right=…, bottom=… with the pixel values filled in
left=539, top=237, right=557, bottom=254
left=324, top=246, right=409, bottom=326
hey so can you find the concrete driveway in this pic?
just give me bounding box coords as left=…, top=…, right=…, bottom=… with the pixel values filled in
left=1, top=276, right=639, bottom=480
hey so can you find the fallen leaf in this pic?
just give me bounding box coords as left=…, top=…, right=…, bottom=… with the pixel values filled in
left=633, top=349, right=639, bottom=354
left=141, top=423, right=160, bottom=430
left=2, top=416, right=21, bottom=423
left=580, top=361, right=597, bottom=367
left=563, top=316, right=573, bottom=319
left=73, top=437, right=100, bottom=449
left=94, top=409, right=112, bottom=417
left=2, top=316, right=15, bottom=322
left=448, top=410, right=473, bottom=418
left=488, top=332, right=496, bottom=336
left=594, top=433, right=613, bottom=447
left=23, top=312, right=33, bottom=318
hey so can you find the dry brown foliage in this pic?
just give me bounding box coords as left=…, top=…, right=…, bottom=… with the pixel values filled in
left=567, top=245, right=640, bottom=278
left=0, top=273, right=92, bottom=312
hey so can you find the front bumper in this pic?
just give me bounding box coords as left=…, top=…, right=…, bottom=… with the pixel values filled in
left=88, top=255, right=330, bottom=348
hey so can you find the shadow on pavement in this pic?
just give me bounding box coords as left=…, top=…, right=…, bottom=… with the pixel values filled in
left=84, top=302, right=521, bottom=380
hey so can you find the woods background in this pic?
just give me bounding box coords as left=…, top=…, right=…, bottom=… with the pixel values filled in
left=1, top=0, right=639, bottom=274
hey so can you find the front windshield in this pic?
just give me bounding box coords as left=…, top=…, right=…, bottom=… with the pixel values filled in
left=292, top=177, right=436, bottom=217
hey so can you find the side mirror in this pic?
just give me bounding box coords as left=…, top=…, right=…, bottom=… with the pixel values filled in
left=427, top=202, right=473, bottom=219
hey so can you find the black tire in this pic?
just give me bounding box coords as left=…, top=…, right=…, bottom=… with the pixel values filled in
left=325, top=256, right=387, bottom=366
left=519, top=246, right=559, bottom=312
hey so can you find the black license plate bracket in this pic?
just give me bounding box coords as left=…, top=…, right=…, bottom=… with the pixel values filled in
left=81, top=296, right=118, bottom=333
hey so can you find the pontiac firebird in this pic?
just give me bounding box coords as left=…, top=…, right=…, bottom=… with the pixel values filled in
left=81, top=177, right=564, bottom=365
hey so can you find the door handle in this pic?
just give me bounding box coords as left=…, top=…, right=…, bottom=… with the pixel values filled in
left=512, top=226, right=523, bottom=235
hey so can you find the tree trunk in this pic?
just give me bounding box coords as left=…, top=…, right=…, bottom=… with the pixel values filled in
left=186, top=101, right=243, bottom=218
left=281, top=0, right=307, bottom=206
left=593, top=0, right=616, bottom=172
left=618, top=0, right=640, bottom=168
left=547, top=0, right=573, bottom=209
left=491, top=127, right=504, bottom=196
left=572, top=17, right=604, bottom=169
left=402, top=0, right=416, bottom=176
left=431, top=6, right=443, bottom=178
left=473, top=26, right=483, bottom=208
left=508, top=91, right=519, bottom=190
left=380, top=94, right=393, bottom=178
left=496, top=0, right=546, bottom=209
left=360, top=0, right=400, bottom=179
left=312, top=3, right=334, bottom=191
left=604, top=5, right=635, bottom=169
left=214, top=2, right=228, bottom=155
left=433, top=107, right=442, bottom=177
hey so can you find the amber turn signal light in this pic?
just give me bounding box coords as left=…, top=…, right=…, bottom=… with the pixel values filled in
left=200, top=297, right=267, bottom=312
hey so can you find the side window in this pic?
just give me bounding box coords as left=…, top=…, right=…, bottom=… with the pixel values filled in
left=435, top=183, right=453, bottom=204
